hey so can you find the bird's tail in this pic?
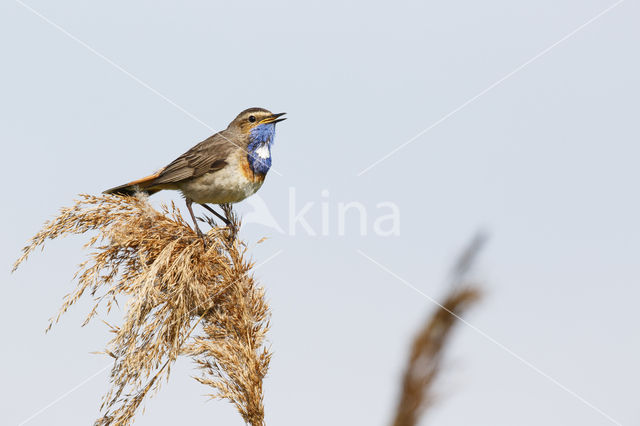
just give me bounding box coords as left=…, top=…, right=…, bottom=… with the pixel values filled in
left=103, top=172, right=162, bottom=197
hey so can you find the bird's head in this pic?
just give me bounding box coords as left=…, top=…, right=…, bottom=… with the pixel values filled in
left=229, top=107, right=286, bottom=140
left=229, top=107, right=286, bottom=175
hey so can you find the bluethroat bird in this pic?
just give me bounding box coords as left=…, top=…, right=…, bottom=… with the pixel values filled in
left=104, top=107, right=286, bottom=237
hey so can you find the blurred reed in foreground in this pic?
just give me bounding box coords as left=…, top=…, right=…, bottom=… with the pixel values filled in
left=391, top=234, right=485, bottom=426
left=13, top=194, right=271, bottom=426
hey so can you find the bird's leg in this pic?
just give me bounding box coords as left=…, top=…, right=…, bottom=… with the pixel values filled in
left=200, top=203, right=231, bottom=226
left=186, top=199, right=205, bottom=239
left=201, top=203, right=238, bottom=238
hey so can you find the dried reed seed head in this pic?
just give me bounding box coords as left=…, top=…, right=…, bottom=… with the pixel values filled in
left=13, top=194, right=271, bottom=426
left=392, top=233, right=486, bottom=426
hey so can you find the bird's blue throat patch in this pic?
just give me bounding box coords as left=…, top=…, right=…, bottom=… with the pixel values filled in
left=247, top=123, right=276, bottom=175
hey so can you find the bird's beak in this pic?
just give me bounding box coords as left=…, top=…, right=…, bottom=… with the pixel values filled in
left=260, top=112, right=287, bottom=124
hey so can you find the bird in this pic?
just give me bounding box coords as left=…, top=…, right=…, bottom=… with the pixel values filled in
left=104, top=107, right=286, bottom=237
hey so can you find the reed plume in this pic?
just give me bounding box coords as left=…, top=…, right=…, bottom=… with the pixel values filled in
left=13, top=194, right=271, bottom=426
left=391, top=234, right=485, bottom=426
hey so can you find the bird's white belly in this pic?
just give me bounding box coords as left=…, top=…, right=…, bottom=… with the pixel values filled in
left=177, top=165, right=264, bottom=204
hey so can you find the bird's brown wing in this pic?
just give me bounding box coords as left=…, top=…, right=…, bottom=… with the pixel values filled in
left=152, top=132, right=237, bottom=185
left=103, top=131, right=239, bottom=196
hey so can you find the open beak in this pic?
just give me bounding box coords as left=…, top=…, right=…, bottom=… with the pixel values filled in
left=260, top=112, right=287, bottom=124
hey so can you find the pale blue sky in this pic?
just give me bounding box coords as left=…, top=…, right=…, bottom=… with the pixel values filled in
left=2, top=1, right=639, bottom=425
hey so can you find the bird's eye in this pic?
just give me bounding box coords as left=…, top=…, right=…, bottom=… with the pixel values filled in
left=248, top=115, right=256, bottom=123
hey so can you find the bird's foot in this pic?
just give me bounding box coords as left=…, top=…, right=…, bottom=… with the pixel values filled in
left=193, top=224, right=209, bottom=248
left=225, top=220, right=238, bottom=237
